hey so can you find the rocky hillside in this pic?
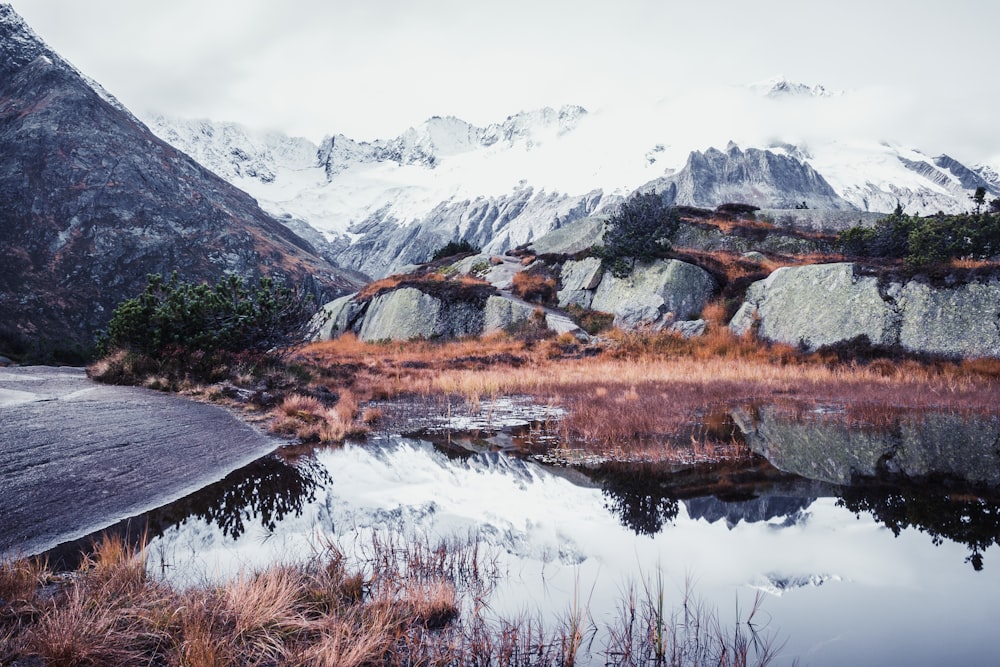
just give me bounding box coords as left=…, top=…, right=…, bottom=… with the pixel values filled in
left=0, top=6, right=362, bottom=359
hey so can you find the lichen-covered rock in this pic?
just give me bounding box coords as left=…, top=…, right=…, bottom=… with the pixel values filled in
left=309, top=293, right=361, bottom=340
left=670, top=319, right=707, bottom=338
left=729, top=263, right=899, bottom=349
left=358, top=287, right=484, bottom=342
left=612, top=295, right=674, bottom=330
left=484, top=295, right=536, bottom=333
left=530, top=215, right=607, bottom=256
left=730, top=262, right=1000, bottom=358
left=898, top=279, right=1000, bottom=358
left=590, top=259, right=716, bottom=326
left=557, top=257, right=603, bottom=309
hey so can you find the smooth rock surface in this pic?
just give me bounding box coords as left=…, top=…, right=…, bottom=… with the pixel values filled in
left=730, top=262, right=1000, bottom=357
left=898, top=279, right=1000, bottom=358
left=358, top=287, right=484, bottom=342
left=729, top=263, right=899, bottom=349
left=590, top=259, right=716, bottom=324
left=0, top=366, right=282, bottom=559
left=484, top=295, right=536, bottom=332
left=309, top=292, right=360, bottom=340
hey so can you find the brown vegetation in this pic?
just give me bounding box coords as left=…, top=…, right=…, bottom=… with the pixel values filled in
left=294, top=323, right=1000, bottom=461
left=0, top=534, right=785, bottom=667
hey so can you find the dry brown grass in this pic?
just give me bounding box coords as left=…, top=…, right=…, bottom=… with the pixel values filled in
left=294, top=325, right=1000, bottom=460
left=1, top=534, right=788, bottom=667
left=270, top=391, right=368, bottom=444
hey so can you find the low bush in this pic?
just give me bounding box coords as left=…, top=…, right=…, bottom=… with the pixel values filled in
left=98, top=272, right=313, bottom=358
left=431, top=240, right=480, bottom=261
left=838, top=207, right=1000, bottom=268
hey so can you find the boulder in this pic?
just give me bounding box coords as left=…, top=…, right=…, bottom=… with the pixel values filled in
left=729, top=263, right=899, bottom=349
left=898, top=279, right=1000, bottom=358
left=309, top=293, right=361, bottom=341
left=530, top=215, right=607, bottom=256
left=484, top=295, right=536, bottom=333
left=557, top=257, right=603, bottom=309
left=730, top=262, right=1000, bottom=358
left=670, top=319, right=707, bottom=338
left=358, top=287, right=483, bottom=342
left=612, top=295, right=674, bottom=330
left=590, top=259, right=716, bottom=327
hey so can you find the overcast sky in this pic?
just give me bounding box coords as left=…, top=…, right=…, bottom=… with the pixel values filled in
left=11, top=0, right=1000, bottom=165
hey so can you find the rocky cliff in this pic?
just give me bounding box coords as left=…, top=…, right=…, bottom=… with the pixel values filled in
left=0, top=6, right=360, bottom=358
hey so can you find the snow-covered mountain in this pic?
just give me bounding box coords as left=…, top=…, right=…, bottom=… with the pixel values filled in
left=143, top=78, right=1000, bottom=279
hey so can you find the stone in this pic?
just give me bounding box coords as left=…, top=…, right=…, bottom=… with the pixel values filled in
left=530, top=215, right=607, bottom=256
left=729, top=262, right=1000, bottom=358
left=898, top=279, right=1000, bottom=358
left=544, top=312, right=590, bottom=341
left=612, top=295, right=672, bottom=330
left=590, top=259, right=716, bottom=327
left=670, top=319, right=707, bottom=338
left=308, top=293, right=361, bottom=341
left=484, top=295, right=536, bottom=333
left=557, top=257, right=604, bottom=309
left=358, top=287, right=483, bottom=342
left=729, top=263, right=899, bottom=349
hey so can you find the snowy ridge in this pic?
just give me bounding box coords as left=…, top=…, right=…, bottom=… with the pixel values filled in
left=749, top=75, right=839, bottom=98
left=143, top=79, right=999, bottom=277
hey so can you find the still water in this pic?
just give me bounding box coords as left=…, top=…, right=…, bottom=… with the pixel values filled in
left=53, top=421, right=1000, bottom=667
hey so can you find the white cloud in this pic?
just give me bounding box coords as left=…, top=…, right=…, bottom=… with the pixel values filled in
left=10, top=0, right=1000, bottom=163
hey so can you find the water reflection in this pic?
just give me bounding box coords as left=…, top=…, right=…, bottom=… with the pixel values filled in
left=175, top=453, right=329, bottom=540
left=593, top=466, right=680, bottom=536
left=44, top=451, right=329, bottom=569
left=838, top=481, right=1000, bottom=571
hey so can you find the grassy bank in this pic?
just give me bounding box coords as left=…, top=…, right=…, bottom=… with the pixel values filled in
left=290, top=320, right=1000, bottom=458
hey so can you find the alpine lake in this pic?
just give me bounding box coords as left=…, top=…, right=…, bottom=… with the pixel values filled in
left=44, top=397, right=1000, bottom=667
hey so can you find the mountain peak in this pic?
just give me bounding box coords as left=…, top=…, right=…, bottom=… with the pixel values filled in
left=750, top=76, right=837, bottom=99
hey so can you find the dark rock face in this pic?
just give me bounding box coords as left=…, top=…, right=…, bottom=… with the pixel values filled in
left=648, top=143, right=852, bottom=211
left=0, top=6, right=360, bottom=357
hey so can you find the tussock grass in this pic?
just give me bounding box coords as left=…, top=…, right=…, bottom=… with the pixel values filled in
left=1, top=534, right=785, bottom=666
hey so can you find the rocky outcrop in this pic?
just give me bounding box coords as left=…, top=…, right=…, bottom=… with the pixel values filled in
left=589, top=260, right=717, bottom=329
left=484, top=296, right=536, bottom=333
left=729, top=263, right=899, bottom=349
left=645, top=143, right=853, bottom=211
left=730, top=262, right=1000, bottom=358
left=733, top=405, right=1000, bottom=487
left=311, top=283, right=588, bottom=343
left=0, top=6, right=359, bottom=358
left=358, top=288, right=484, bottom=342
left=557, top=257, right=604, bottom=309
left=897, top=280, right=1000, bottom=358
left=530, top=215, right=608, bottom=256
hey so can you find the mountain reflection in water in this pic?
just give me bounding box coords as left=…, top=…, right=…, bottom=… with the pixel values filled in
left=41, top=426, right=1000, bottom=667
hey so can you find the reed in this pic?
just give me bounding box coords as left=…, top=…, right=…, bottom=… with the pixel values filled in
left=0, top=534, right=793, bottom=666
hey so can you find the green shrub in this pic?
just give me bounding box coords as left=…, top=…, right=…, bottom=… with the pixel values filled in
left=595, top=192, right=679, bottom=277
left=431, top=240, right=480, bottom=261
left=98, top=273, right=312, bottom=358
left=837, top=207, right=1000, bottom=268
